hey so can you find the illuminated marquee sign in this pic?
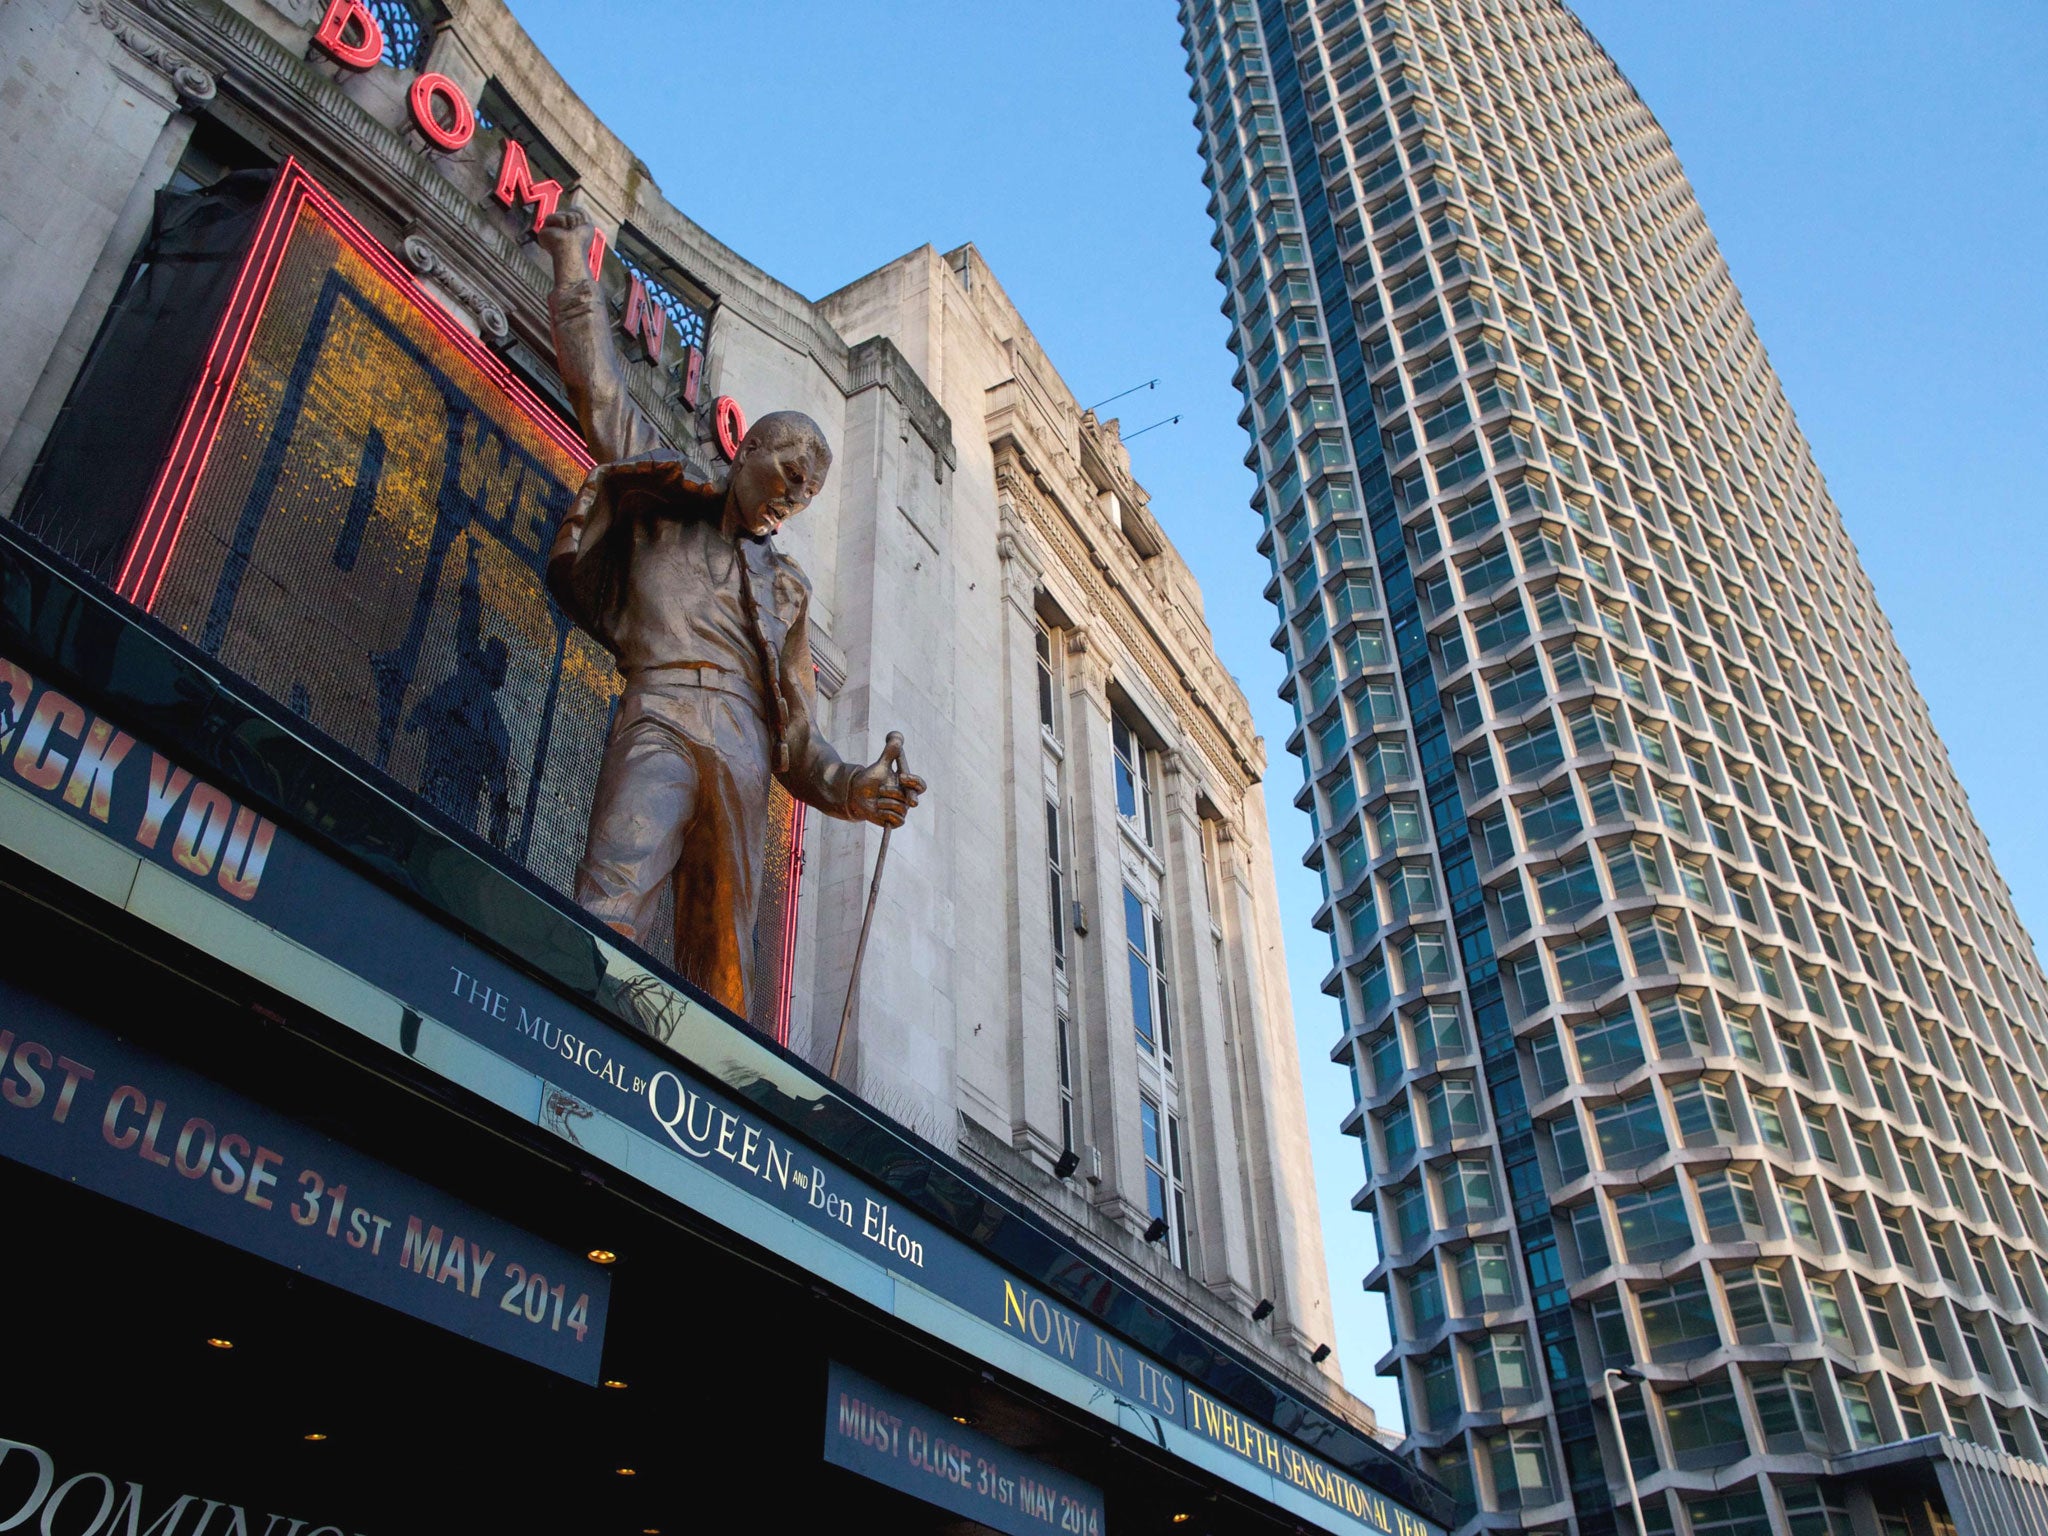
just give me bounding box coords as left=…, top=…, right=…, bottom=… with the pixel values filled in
left=824, top=1364, right=1106, bottom=1536
left=0, top=636, right=1443, bottom=1536
left=100, top=159, right=800, bottom=1038
left=0, top=979, right=612, bottom=1380
left=314, top=2, right=568, bottom=235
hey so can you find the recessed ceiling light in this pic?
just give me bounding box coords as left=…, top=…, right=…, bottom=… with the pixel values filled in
left=204, top=1337, right=234, bottom=1351
left=587, top=1248, right=618, bottom=1265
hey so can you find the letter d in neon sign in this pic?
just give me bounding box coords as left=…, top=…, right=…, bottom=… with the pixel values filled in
left=313, top=0, right=384, bottom=69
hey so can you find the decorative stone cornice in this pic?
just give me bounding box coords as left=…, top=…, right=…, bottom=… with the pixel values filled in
left=996, top=443, right=1261, bottom=789
left=80, top=0, right=216, bottom=104
left=997, top=507, right=1046, bottom=613
left=401, top=234, right=510, bottom=344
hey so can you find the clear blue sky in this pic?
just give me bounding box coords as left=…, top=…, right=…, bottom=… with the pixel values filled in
left=502, top=0, right=2048, bottom=1430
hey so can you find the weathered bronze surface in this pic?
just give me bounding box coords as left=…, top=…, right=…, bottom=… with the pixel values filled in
left=538, top=209, right=924, bottom=1018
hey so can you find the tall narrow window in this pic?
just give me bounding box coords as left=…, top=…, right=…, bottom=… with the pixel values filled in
left=1124, top=886, right=1172, bottom=1057
left=1046, top=801, right=1066, bottom=972
left=1055, top=1013, right=1075, bottom=1152
left=1112, top=712, right=1154, bottom=842
left=1141, top=1095, right=1169, bottom=1234
left=1125, top=886, right=1156, bottom=1052
left=1152, top=910, right=1176, bottom=1065
left=1168, top=1112, right=1190, bottom=1266
left=1038, top=620, right=1071, bottom=1163
left=1140, top=1095, right=1189, bottom=1269
left=1036, top=622, right=1058, bottom=736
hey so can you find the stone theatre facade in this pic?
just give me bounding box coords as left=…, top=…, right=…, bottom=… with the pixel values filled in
left=0, top=1, right=1452, bottom=1533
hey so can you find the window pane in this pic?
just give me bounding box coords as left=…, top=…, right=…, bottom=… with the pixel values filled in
left=1594, top=1093, right=1667, bottom=1163
left=1125, top=888, right=1155, bottom=1051
left=1614, top=1181, right=1692, bottom=1262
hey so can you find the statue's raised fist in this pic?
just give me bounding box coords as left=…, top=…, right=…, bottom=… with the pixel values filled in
left=536, top=207, right=594, bottom=267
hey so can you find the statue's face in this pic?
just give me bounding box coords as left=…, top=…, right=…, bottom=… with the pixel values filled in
left=729, top=437, right=827, bottom=538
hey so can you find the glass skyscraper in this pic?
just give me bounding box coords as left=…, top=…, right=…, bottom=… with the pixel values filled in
left=1180, top=2, right=2048, bottom=1534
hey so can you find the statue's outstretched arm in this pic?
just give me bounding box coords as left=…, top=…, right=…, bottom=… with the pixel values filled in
left=537, top=209, right=663, bottom=468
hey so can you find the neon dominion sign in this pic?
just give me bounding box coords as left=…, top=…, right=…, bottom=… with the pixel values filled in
left=314, top=3, right=573, bottom=235
left=310, top=1, right=734, bottom=433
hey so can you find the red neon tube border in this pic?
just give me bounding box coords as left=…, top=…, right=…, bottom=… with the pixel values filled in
left=132, top=186, right=309, bottom=608
left=116, top=167, right=305, bottom=603
left=119, top=158, right=595, bottom=608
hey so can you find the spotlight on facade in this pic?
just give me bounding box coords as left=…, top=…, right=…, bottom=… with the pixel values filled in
left=1053, top=1149, right=1080, bottom=1180
left=1309, top=1344, right=1331, bottom=1365
left=1251, top=1298, right=1274, bottom=1322
left=1144, top=1217, right=1170, bottom=1244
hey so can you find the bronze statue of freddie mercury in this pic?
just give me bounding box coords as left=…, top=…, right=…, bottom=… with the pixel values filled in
left=537, top=208, right=924, bottom=1018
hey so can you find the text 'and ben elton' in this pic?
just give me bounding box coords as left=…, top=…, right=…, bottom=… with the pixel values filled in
left=441, top=961, right=931, bottom=1269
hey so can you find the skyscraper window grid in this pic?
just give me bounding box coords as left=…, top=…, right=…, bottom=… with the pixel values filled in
left=1182, top=1, right=2048, bottom=1533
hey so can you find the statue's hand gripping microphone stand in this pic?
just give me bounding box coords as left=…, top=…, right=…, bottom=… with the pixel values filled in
left=829, top=732, right=905, bottom=1083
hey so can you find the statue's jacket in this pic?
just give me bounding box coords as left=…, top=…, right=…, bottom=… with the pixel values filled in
left=546, top=270, right=856, bottom=817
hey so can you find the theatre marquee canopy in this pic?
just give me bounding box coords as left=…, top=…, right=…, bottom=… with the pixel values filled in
left=0, top=520, right=1447, bottom=1536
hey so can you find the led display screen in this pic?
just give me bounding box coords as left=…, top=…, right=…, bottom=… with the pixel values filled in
left=79, top=161, right=797, bottom=1035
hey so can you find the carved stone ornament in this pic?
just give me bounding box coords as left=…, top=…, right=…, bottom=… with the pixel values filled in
left=78, top=0, right=216, bottom=104
left=401, top=234, right=512, bottom=345
left=1064, top=625, right=1109, bottom=694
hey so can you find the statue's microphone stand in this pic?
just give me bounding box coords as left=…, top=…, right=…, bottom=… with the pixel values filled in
left=829, top=732, right=904, bottom=1083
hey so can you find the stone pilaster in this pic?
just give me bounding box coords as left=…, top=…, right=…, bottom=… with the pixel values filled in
left=1156, top=755, right=1258, bottom=1304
